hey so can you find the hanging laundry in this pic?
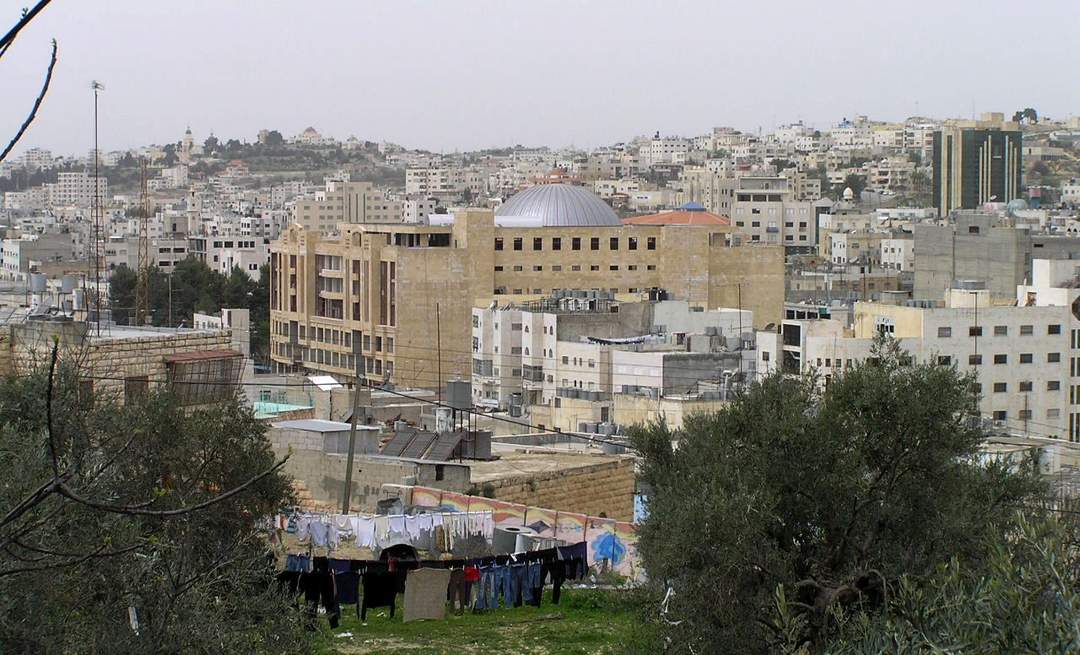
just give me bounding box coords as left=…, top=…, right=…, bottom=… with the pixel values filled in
left=355, top=517, right=376, bottom=550
left=403, top=568, right=451, bottom=622
left=360, top=569, right=398, bottom=621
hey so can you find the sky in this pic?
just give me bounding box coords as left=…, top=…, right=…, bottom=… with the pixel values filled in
left=1, top=0, right=1077, bottom=157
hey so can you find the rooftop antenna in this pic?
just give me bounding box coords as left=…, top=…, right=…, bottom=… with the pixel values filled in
left=90, top=80, right=104, bottom=336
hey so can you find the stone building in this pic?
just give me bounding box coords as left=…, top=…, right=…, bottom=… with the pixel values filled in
left=269, top=184, right=784, bottom=390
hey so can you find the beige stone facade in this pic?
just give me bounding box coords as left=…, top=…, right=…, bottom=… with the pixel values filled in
left=8, top=321, right=238, bottom=404
left=269, top=209, right=783, bottom=389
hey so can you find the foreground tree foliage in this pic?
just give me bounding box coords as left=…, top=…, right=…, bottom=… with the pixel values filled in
left=631, top=338, right=1046, bottom=653
left=0, top=355, right=309, bottom=652
left=820, top=513, right=1080, bottom=654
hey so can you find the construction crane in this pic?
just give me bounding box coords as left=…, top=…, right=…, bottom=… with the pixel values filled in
left=135, top=158, right=150, bottom=326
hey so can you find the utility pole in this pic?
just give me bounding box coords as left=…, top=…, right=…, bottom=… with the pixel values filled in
left=135, top=158, right=150, bottom=326
left=90, top=80, right=104, bottom=335
left=341, top=371, right=365, bottom=515
left=436, top=302, right=442, bottom=402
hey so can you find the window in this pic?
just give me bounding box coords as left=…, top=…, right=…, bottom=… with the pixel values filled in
left=1049, top=380, right=1062, bottom=391
left=1049, top=352, right=1062, bottom=363
left=1019, top=410, right=1033, bottom=420
left=993, top=354, right=1007, bottom=364
left=552, top=237, right=561, bottom=250
left=969, top=326, right=983, bottom=337
left=628, top=237, right=638, bottom=250
left=993, top=410, right=1007, bottom=421
left=590, top=237, right=600, bottom=250
left=124, top=376, right=149, bottom=404
left=533, top=237, right=543, bottom=251
left=1048, top=408, right=1061, bottom=419
left=1020, top=324, right=1033, bottom=335
left=590, top=265, right=600, bottom=271
left=610, top=265, right=619, bottom=271
left=647, top=237, right=656, bottom=250
left=646, top=264, right=656, bottom=271
left=628, top=265, right=637, bottom=271
left=572, top=237, right=581, bottom=250
left=1050, top=324, right=1062, bottom=335
left=494, top=237, right=503, bottom=251
left=973, top=383, right=982, bottom=394
left=609, top=237, right=619, bottom=250
left=993, top=382, right=1007, bottom=393
left=513, top=237, right=522, bottom=251
left=968, top=354, right=982, bottom=365
left=1020, top=353, right=1033, bottom=363
left=571, top=265, right=581, bottom=271
left=1020, top=381, right=1033, bottom=392
left=994, top=325, right=1008, bottom=336
left=494, top=265, right=503, bottom=271
left=937, top=355, right=952, bottom=366
left=533, top=265, right=542, bottom=272
left=937, top=327, right=952, bottom=338
left=513, top=265, right=523, bottom=272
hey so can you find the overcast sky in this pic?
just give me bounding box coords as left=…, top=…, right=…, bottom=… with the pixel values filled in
left=2, top=0, right=1076, bottom=156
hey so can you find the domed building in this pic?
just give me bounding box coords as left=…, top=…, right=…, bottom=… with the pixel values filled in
left=496, top=184, right=621, bottom=227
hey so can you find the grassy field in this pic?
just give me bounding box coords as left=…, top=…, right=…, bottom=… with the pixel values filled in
left=315, top=588, right=650, bottom=655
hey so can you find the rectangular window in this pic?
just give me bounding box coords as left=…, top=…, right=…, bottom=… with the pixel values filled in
left=993, top=354, right=1007, bottom=364
left=1020, top=324, right=1033, bottom=335
left=590, top=265, right=600, bottom=271
left=937, top=327, right=951, bottom=338
left=533, top=265, right=542, bottom=272
left=513, top=237, right=523, bottom=251
left=494, top=237, right=503, bottom=251
left=969, top=326, right=983, bottom=337
left=993, top=325, right=1007, bottom=336
left=533, top=237, right=543, bottom=251
left=1020, top=353, right=1033, bottom=364
left=1020, top=381, right=1033, bottom=392
left=628, top=237, right=638, bottom=250
left=124, top=376, right=149, bottom=404
left=937, top=355, right=952, bottom=366
left=572, top=237, right=581, bottom=250
left=609, top=237, right=619, bottom=250
left=1050, top=324, right=1062, bottom=335
left=552, top=237, right=561, bottom=250
left=647, top=237, right=656, bottom=250
left=1019, top=409, right=1033, bottom=420
left=1049, top=381, right=1061, bottom=391
left=993, top=382, right=1007, bottom=392
left=968, top=354, right=982, bottom=365
left=609, top=265, right=619, bottom=271
left=1049, top=352, right=1062, bottom=363
left=993, top=410, right=1007, bottom=421
left=590, top=237, right=600, bottom=250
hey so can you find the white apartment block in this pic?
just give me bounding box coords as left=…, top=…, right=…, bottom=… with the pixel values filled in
left=293, top=180, right=402, bottom=233
left=405, top=167, right=486, bottom=198
left=730, top=177, right=820, bottom=250
left=1062, top=180, right=1080, bottom=208
left=402, top=197, right=441, bottom=223
left=191, top=236, right=269, bottom=279
left=761, top=262, right=1080, bottom=442
left=880, top=236, right=914, bottom=272
left=639, top=138, right=690, bottom=167
left=50, top=172, right=107, bottom=208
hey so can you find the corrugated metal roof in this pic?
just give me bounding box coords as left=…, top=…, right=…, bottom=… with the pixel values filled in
left=496, top=184, right=620, bottom=227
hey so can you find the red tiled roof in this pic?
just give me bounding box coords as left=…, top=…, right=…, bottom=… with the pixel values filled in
left=622, top=210, right=731, bottom=226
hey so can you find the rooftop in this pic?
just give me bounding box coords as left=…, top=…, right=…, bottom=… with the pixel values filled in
left=496, top=183, right=621, bottom=227
left=272, top=418, right=380, bottom=432
left=623, top=208, right=731, bottom=226
left=466, top=443, right=631, bottom=484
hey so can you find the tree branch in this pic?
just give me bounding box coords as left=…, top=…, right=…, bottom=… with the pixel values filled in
left=0, top=0, right=53, bottom=58
left=55, top=455, right=289, bottom=517
left=0, top=38, right=57, bottom=164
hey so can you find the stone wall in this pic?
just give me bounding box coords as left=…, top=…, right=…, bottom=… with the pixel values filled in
left=482, top=458, right=635, bottom=521
left=9, top=322, right=235, bottom=403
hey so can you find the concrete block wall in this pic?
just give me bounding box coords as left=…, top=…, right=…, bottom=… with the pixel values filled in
left=484, top=459, right=635, bottom=521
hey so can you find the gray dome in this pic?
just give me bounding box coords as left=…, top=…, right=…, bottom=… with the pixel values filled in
left=496, top=184, right=620, bottom=227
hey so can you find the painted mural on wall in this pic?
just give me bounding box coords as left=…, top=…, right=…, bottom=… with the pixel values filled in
left=409, top=486, right=644, bottom=582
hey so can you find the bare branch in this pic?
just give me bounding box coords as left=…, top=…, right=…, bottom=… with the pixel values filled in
left=0, top=541, right=143, bottom=579
left=0, top=38, right=57, bottom=164
left=0, top=0, right=54, bottom=58
left=56, top=455, right=289, bottom=517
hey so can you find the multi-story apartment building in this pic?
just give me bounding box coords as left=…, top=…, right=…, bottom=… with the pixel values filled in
left=932, top=113, right=1023, bottom=216
left=730, top=176, right=827, bottom=253
left=50, top=172, right=107, bottom=208
left=189, top=236, right=270, bottom=279
left=268, top=184, right=783, bottom=390
left=759, top=274, right=1076, bottom=440
left=405, top=167, right=486, bottom=199
left=880, top=233, right=915, bottom=272
left=293, top=180, right=402, bottom=233
left=639, top=137, right=689, bottom=167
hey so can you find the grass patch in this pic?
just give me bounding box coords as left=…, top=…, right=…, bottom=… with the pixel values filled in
left=315, top=588, right=652, bottom=655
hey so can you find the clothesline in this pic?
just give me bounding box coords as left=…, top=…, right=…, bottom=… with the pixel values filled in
left=269, top=510, right=496, bottom=553
left=276, top=541, right=591, bottom=627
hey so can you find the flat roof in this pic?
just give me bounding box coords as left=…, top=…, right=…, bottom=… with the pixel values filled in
left=467, top=443, right=630, bottom=483
left=271, top=419, right=379, bottom=432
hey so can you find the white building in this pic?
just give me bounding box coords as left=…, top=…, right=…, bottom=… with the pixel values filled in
left=880, top=234, right=915, bottom=272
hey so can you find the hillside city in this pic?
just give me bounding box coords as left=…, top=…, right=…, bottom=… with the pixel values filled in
left=3, top=3, right=1080, bottom=652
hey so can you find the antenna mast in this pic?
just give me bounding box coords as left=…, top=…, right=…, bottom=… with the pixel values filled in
left=90, top=80, right=104, bottom=335
left=135, top=157, right=150, bottom=326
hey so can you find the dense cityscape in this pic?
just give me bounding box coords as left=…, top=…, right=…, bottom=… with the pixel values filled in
left=2, top=1, right=1080, bottom=653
